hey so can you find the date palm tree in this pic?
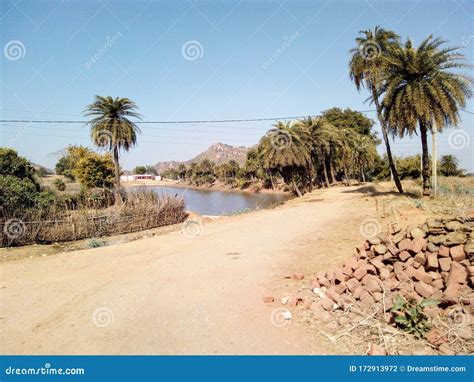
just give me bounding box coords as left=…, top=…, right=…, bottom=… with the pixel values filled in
left=85, top=96, right=142, bottom=195
left=439, top=154, right=461, bottom=176
left=349, top=26, right=404, bottom=194
left=259, top=121, right=312, bottom=196
left=381, top=36, right=472, bottom=195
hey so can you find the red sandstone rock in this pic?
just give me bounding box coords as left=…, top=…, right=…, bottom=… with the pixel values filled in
left=450, top=245, right=466, bottom=262
left=409, top=237, right=427, bottom=254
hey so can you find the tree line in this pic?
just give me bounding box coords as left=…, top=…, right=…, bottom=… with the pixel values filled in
left=87, top=27, right=470, bottom=198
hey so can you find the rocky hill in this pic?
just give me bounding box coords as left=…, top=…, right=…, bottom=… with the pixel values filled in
left=190, top=143, right=248, bottom=165
left=155, top=143, right=249, bottom=174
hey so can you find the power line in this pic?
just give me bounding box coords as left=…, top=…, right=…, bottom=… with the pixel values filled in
left=0, top=111, right=375, bottom=125
left=1, top=108, right=472, bottom=124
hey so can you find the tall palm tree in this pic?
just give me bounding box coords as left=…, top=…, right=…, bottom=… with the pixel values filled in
left=85, top=96, right=142, bottom=194
left=349, top=26, right=404, bottom=194
left=259, top=121, right=312, bottom=196
left=381, top=36, right=472, bottom=195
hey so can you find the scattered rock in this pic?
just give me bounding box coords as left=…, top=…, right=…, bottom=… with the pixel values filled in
left=366, top=343, right=387, bottom=355
left=293, top=273, right=305, bottom=280
left=425, top=328, right=446, bottom=347
left=450, top=245, right=466, bottom=262
left=438, top=343, right=455, bottom=355
left=411, top=227, right=426, bottom=238
left=262, top=295, right=274, bottom=303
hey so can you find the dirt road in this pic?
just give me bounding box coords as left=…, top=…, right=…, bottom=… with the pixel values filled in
left=0, top=186, right=395, bottom=354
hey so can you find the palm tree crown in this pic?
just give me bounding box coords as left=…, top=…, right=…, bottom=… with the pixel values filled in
left=382, top=36, right=472, bottom=136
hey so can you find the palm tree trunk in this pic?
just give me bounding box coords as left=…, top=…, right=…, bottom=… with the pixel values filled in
left=419, top=121, right=431, bottom=196
left=113, top=146, right=121, bottom=188
left=372, top=87, right=404, bottom=194
left=329, top=149, right=336, bottom=184
left=292, top=175, right=303, bottom=197
left=343, top=165, right=350, bottom=186
left=322, top=159, right=330, bottom=187
left=361, top=166, right=366, bottom=183
left=112, top=146, right=122, bottom=205
left=269, top=170, right=275, bottom=190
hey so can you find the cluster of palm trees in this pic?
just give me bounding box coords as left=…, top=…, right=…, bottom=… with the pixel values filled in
left=254, top=111, right=379, bottom=195
left=349, top=27, right=471, bottom=195
left=83, top=27, right=471, bottom=200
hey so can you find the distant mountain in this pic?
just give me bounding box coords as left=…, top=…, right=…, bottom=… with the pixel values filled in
left=190, top=143, right=249, bottom=165
left=154, top=161, right=182, bottom=175
left=154, top=143, right=250, bottom=174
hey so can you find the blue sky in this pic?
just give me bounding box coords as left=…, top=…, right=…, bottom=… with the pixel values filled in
left=1, top=0, right=473, bottom=171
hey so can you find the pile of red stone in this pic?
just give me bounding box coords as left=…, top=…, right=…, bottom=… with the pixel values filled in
left=276, top=214, right=474, bottom=354
left=308, top=216, right=473, bottom=315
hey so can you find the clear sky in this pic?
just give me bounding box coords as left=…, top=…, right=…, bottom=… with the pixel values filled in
left=1, top=0, right=473, bottom=171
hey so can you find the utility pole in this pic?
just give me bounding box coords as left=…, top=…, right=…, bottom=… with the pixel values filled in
left=432, top=126, right=438, bottom=198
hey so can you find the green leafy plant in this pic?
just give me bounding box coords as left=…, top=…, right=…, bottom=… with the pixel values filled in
left=53, top=178, right=66, bottom=191
left=391, top=295, right=438, bottom=338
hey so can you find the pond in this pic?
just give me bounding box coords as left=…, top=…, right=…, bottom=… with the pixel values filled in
left=151, top=186, right=290, bottom=216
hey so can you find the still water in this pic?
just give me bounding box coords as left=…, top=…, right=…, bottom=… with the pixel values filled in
left=152, top=186, right=290, bottom=216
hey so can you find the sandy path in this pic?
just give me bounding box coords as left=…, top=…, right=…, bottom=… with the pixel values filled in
left=0, top=186, right=377, bottom=354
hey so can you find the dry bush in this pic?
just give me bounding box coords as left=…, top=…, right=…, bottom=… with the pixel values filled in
left=1, top=189, right=186, bottom=247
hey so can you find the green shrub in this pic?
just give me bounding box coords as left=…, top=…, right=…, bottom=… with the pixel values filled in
left=391, top=295, right=438, bottom=338
left=0, top=175, right=39, bottom=213
left=74, top=153, right=115, bottom=189
left=53, top=178, right=66, bottom=191
left=0, top=148, right=37, bottom=182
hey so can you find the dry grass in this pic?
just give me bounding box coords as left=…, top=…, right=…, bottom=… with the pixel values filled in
left=1, top=190, right=187, bottom=247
